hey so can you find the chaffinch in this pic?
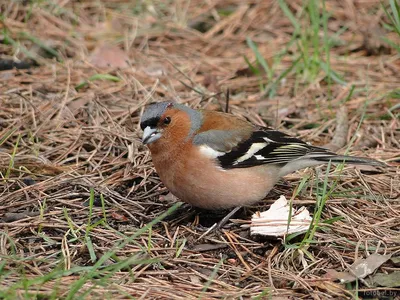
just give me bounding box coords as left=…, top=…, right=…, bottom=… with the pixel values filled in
left=140, top=101, right=384, bottom=209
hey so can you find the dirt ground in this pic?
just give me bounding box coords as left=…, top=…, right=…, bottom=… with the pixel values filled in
left=1, top=0, right=400, bottom=299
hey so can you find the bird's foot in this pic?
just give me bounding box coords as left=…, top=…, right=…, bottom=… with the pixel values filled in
left=195, top=206, right=243, bottom=238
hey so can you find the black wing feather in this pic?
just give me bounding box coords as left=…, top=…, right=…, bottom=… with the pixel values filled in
left=217, top=127, right=334, bottom=169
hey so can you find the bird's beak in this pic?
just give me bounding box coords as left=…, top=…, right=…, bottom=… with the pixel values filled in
left=142, top=126, right=161, bottom=144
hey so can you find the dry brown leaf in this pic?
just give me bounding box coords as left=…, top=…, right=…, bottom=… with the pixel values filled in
left=110, top=211, right=129, bottom=222
left=372, top=272, right=400, bottom=288
left=351, top=254, right=392, bottom=279
left=191, top=243, right=228, bottom=252
left=324, top=269, right=357, bottom=283
left=325, top=254, right=392, bottom=283
left=391, top=257, right=400, bottom=265
left=142, top=64, right=167, bottom=77
left=67, top=97, right=91, bottom=113
left=159, top=192, right=177, bottom=203
left=89, top=44, right=129, bottom=69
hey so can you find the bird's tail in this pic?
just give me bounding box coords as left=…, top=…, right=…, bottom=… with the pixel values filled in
left=312, top=154, right=385, bottom=167
left=277, top=152, right=385, bottom=177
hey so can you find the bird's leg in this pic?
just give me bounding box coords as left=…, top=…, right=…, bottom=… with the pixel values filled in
left=197, top=206, right=243, bottom=239
left=162, top=202, right=195, bottom=222
left=216, top=206, right=242, bottom=230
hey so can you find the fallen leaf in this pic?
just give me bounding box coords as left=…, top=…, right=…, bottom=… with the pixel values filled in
left=111, top=211, right=129, bottom=222
left=159, top=192, right=177, bottom=202
left=324, top=254, right=391, bottom=283
left=248, top=195, right=312, bottom=237
left=351, top=254, right=392, bottom=279
left=324, top=269, right=357, bottom=283
left=142, top=64, right=166, bottom=77
left=391, top=257, right=400, bottom=265
left=372, top=272, right=400, bottom=288
left=191, top=243, right=228, bottom=252
left=189, top=275, right=202, bottom=285
left=2, top=211, right=40, bottom=222
left=67, top=97, right=91, bottom=113
left=89, top=44, right=129, bottom=69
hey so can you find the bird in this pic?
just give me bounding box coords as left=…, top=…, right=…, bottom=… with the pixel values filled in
left=140, top=101, right=385, bottom=210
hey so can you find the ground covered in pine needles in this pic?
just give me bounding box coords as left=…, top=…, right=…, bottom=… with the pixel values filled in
left=1, top=1, right=400, bottom=299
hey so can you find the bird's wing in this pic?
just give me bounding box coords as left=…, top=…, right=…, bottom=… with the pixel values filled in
left=194, top=126, right=336, bottom=169
left=218, top=128, right=338, bottom=169
left=193, top=129, right=252, bottom=153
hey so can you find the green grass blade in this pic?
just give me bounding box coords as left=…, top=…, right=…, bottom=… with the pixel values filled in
left=199, top=258, right=223, bottom=298
left=246, top=37, right=273, bottom=79
left=5, top=133, right=21, bottom=180
left=320, top=61, right=346, bottom=85
left=20, top=32, right=61, bottom=61
left=88, top=74, right=120, bottom=82
left=390, top=0, right=400, bottom=28
left=278, top=0, right=300, bottom=32
left=244, top=55, right=260, bottom=76
left=0, top=128, right=18, bottom=147
left=85, top=236, right=97, bottom=263
left=65, top=202, right=181, bottom=300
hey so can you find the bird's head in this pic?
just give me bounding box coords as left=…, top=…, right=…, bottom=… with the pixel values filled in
left=140, top=101, right=203, bottom=146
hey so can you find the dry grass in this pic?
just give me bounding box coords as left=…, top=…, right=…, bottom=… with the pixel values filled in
left=0, top=0, right=399, bottom=299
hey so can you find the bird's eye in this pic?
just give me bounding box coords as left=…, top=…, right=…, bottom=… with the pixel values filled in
left=163, top=117, right=171, bottom=125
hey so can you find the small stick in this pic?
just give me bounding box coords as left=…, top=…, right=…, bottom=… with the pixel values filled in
left=324, top=106, right=349, bottom=152
left=225, top=88, right=230, bottom=113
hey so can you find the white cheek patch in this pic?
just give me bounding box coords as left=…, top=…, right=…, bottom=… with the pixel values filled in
left=199, top=145, right=225, bottom=159
left=235, top=142, right=268, bottom=163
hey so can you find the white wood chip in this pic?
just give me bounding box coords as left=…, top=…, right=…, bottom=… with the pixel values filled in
left=249, top=195, right=312, bottom=236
